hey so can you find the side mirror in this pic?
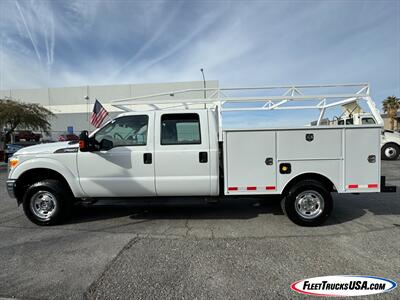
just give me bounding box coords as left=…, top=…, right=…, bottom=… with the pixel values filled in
left=100, top=138, right=113, bottom=151
left=79, top=130, right=89, bottom=152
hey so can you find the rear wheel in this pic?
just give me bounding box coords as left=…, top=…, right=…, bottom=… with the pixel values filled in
left=23, top=179, right=72, bottom=226
left=281, top=179, right=333, bottom=226
left=381, top=143, right=400, bottom=160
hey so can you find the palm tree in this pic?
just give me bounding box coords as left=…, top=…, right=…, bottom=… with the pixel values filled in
left=382, top=96, right=400, bottom=130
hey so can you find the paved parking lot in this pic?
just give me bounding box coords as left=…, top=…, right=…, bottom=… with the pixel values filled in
left=0, top=161, right=399, bottom=299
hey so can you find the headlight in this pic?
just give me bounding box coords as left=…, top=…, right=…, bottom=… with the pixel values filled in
left=8, top=157, right=19, bottom=169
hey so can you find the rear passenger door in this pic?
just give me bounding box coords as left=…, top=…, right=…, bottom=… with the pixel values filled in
left=154, top=111, right=211, bottom=196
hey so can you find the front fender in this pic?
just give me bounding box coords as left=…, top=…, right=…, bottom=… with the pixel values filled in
left=9, top=157, right=86, bottom=198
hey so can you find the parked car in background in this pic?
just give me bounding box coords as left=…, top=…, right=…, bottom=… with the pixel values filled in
left=4, top=142, right=38, bottom=162
left=14, top=131, right=41, bottom=142
left=58, top=133, right=79, bottom=142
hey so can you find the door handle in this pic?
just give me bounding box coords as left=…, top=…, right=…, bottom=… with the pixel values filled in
left=199, top=152, right=208, bottom=163
left=143, top=153, right=152, bottom=164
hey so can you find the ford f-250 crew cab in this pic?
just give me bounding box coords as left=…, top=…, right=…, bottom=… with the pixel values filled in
left=6, top=83, right=396, bottom=226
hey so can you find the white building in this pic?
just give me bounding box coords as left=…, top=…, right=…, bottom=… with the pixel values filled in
left=0, top=80, right=218, bottom=140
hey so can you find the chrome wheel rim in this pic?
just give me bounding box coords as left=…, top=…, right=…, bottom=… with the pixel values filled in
left=295, top=190, right=324, bottom=219
left=384, top=147, right=396, bottom=158
left=30, top=191, right=57, bottom=220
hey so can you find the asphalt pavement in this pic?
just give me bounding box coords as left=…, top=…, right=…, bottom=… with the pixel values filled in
left=0, top=161, right=399, bottom=299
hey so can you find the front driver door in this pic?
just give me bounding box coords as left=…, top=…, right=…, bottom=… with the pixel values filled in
left=77, top=113, right=155, bottom=197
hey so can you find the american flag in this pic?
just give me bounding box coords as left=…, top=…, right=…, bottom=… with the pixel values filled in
left=90, top=99, right=108, bottom=128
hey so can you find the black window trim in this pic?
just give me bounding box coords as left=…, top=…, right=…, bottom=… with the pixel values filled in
left=94, top=114, right=149, bottom=148
left=160, top=113, right=202, bottom=146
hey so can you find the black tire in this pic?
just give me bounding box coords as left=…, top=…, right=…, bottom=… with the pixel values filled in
left=22, top=179, right=72, bottom=226
left=281, top=179, right=333, bottom=226
left=381, top=143, right=400, bottom=160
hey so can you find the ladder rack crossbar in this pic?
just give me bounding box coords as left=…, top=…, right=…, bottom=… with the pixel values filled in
left=112, top=93, right=368, bottom=106
left=111, top=83, right=369, bottom=105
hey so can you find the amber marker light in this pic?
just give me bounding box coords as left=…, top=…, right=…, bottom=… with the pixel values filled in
left=8, top=157, right=19, bottom=169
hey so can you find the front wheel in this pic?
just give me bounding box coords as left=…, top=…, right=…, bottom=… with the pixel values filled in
left=281, top=180, right=333, bottom=226
left=381, top=143, right=400, bottom=160
left=23, top=179, right=72, bottom=226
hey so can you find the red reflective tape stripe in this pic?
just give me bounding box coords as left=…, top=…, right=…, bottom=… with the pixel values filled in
left=348, top=184, right=358, bottom=189
left=247, top=186, right=257, bottom=190
left=368, top=184, right=378, bottom=188
left=266, top=186, right=276, bottom=190
left=228, top=187, right=238, bottom=191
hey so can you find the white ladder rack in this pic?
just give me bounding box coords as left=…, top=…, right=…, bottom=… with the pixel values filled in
left=110, top=83, right=383, bottom=127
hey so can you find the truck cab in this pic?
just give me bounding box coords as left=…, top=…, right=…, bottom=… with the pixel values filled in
left=77, top=110, right=219, bottom=198
left=337, top=114, right=376, bottom=125
left=6, top=109, right=220, bottom=226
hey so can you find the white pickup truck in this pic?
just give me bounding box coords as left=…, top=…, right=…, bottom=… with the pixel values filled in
left=6, top=83, right=396, bottom=226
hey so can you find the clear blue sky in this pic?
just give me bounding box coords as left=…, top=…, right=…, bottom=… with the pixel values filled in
left=0, top=0, right=399, bottom=126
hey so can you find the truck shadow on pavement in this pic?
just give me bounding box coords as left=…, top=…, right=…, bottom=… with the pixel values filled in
left=66, top=192, right=400, bottom=227
left=68, top=198, right=285, bottom=224
left=327, top=192, right=400, bottom=226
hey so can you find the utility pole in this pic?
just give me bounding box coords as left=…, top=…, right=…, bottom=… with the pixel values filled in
left=200, top=68, right=206, bottom=108
left=84, top=86, right=90, bottom=122
left=200, top=68, right=206, bottom=99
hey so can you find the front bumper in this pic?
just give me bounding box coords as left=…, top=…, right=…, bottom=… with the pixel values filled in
left=6, top=180, right=17, bottom=199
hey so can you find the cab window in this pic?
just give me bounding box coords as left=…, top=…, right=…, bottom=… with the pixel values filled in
left=94, top=115, right=148, bottom=147
left=338, top=118, right=353, bottom=125
left=161, top=113, right=201, bottom=145
left=362, top=117, right=376, bottom=124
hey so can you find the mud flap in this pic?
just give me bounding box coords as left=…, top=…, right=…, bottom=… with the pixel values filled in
left=380, top=176, right=397, bottom=193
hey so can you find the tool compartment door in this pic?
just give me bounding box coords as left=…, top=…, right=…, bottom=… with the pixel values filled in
left=345, top=128, right=381, bottom=192
left=225, top=131, right=276, bottom=194
left=277, top=129, right=342, bottom=160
